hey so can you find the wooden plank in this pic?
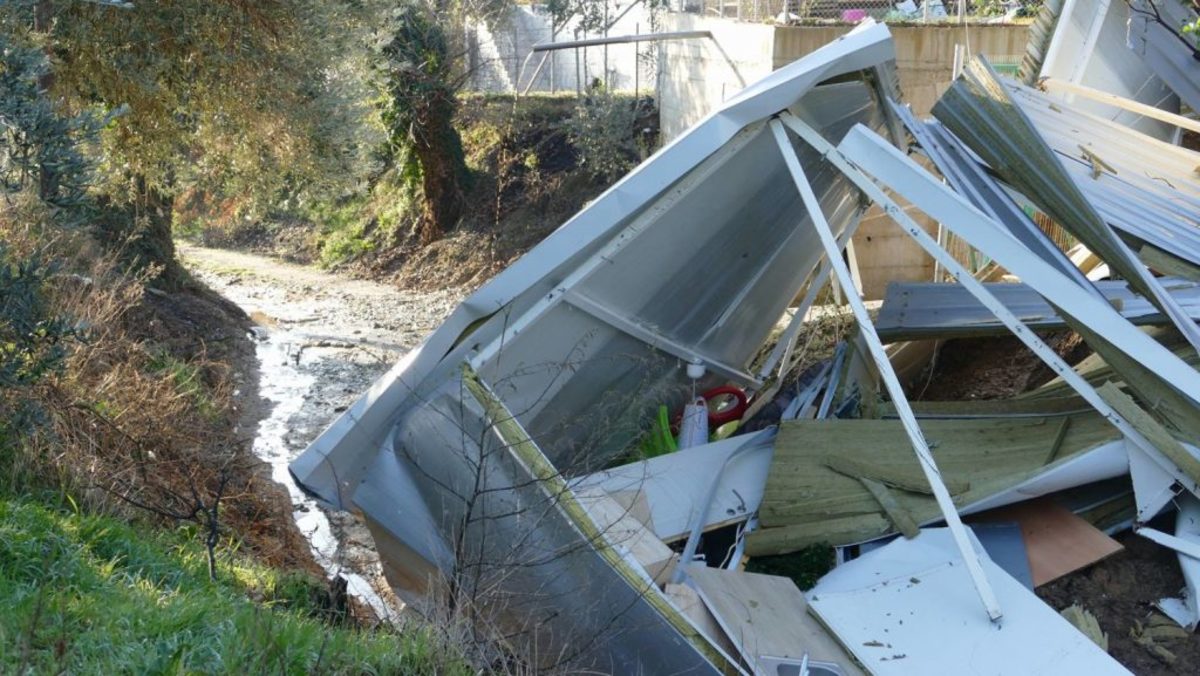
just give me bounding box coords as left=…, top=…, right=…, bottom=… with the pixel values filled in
left=1043, top=416, right=1072, bottom=465
left=685, top=566, right=865, bottom=675
left=1098, top=381, right=1200, bottom=486
left=744, top=514, right=893, bottom=556
left=607, top=489, right=654, bottom=530
left=968, top=498, right=1123, bottom=586
left=825, top=454, right=970, bottom=495
left=747, top=414, right=1122, bottom=554
left=880, top=396, right=1092, bottom=418
left=860, top=477, right=919, bottom=538
left=574, top=486, right=677, bottom=584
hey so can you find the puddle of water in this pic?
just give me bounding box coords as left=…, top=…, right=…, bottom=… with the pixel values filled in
left=250, top=325, right=401, bottom=623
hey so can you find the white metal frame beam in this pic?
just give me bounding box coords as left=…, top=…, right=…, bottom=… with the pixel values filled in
left=768, top=118, right=1004, bottom=622
left=814, top=117, right=1200, bottom=508
left=467, top=123, right=766, bottom=372
left=755, top=222, right=861, bottom=381
left=562, top=290, right=761, bottom=387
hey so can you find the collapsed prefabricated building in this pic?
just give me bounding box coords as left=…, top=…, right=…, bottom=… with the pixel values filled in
left=291, top=13, right=1200, bottom=675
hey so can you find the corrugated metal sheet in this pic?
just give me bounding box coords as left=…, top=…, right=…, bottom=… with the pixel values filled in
left=932, top=56, right=1200, bottom=354
left=1018, top=0, right=1064, bottom=84
left=890, top=99, right=1096, bottom=292
left=1003, top=80, right=1200, bottom=268
left=875, top=279, right=1200, bottom=341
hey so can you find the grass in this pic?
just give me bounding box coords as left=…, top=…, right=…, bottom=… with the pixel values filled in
left=0, top=495, right=467, bottom=675
left=146, top=352, right=220, bottom=421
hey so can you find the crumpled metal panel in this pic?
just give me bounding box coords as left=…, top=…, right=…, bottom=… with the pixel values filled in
left=487, top=84, right=883, bottom=470
left=932, top=56, right=1200, bottom=351
left=289, top=20, right=904, bottom=673
left=1003, top=80, right=1200, bottom=267
left=1025, top=0, right=1178, bottom=139
left=291, top=22, right=901, bottom=510
left=372, top=372, right=731, bottom=673
left=890, top=100, right=1096, bottom=292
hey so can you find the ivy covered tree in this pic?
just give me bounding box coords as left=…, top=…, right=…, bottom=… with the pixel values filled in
left=378, top=3, right=472, bottom=245
left=375, top=0, right=519, bottom=244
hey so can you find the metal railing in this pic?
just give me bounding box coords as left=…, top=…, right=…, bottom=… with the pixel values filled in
left=678, top=0, right=1029, bottom=23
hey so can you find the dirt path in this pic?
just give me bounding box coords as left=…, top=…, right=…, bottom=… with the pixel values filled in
left=179, top=243, right=466, bottom=619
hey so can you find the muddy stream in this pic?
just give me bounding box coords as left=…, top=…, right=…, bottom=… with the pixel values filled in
left=180, top=244, right=465, bottom=620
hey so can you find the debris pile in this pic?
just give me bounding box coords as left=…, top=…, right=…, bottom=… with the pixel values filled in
left=291, top=10, right=1200, bottom=674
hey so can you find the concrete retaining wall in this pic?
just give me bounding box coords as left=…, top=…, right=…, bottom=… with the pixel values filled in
left=659, top=18, right=1029, bottom=139
left=467, top=5, right=658, bottom=94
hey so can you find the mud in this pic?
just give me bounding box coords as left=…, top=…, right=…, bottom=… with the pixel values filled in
left=179, top=243, right=465, bottom=620
left=1039, top=530, right=1200, bottom=674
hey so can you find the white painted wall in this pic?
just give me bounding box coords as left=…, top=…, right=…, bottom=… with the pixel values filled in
left=657, top=15, right=776, bottom=139
left=467, top=3, right=659, bottom=94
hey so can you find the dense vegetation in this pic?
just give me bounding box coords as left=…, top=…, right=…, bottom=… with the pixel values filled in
left=1, top=0, right=654, bottom=670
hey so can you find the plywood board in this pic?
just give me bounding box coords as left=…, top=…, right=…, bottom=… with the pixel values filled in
left=662, top=583, right=739, bottom=661
left=968, top=497, right=1123, bottom=586
left=685, top=566, right=865, bottom=675
left=574, top=486, right=676, bottom=584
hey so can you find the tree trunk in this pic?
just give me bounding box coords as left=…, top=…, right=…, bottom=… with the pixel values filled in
left=95, top=175, right=187, bottom=289
left=34, top=0, right=57, bottom=202
left=411, top=90, right=467, bottom=244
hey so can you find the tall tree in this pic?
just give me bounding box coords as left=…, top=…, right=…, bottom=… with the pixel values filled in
left=8, top=0, right=363, bottom=285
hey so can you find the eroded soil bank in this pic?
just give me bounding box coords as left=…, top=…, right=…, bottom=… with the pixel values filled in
left=180, top=243, right=465, bottom=619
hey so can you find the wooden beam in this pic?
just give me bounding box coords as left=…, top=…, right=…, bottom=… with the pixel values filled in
left=860, top=477, right=920, bottom=538
left=824, top=455, right=970, bottom=496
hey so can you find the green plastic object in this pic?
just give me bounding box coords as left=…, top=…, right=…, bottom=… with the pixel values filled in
left=639, top=405, right=678, bottom=458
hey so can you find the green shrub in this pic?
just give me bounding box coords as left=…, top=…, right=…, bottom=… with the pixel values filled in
left=0, top=245, right=80, bottom=480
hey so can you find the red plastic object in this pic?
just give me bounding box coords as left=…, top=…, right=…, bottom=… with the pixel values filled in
left=701, top=385, right=748, bottom=426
